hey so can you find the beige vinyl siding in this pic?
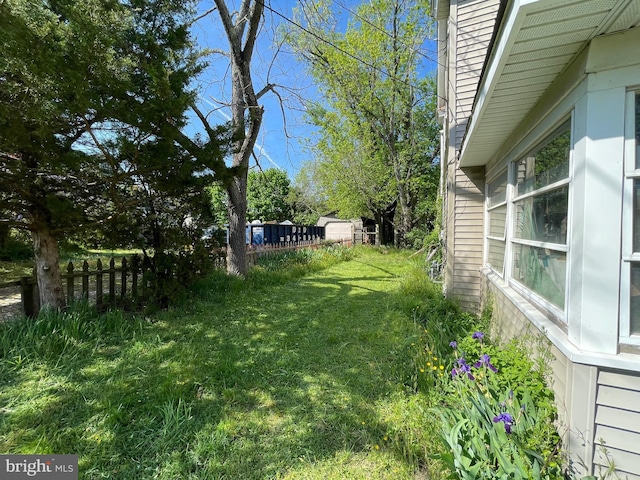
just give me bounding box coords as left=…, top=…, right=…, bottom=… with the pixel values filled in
left=454, top=0, right=500, bottom=150
left=452, top=166, right=484, bottom=310
left=593, top=370, right=640, bottom=479
left=447, top=0, right=499, bottom=310
left=441, top=0, right=498, bottom=309
left=549, top=344, right=568, bottom=419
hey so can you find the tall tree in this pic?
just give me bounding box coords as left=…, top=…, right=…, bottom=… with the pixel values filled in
left=209, top=0, right=269, bottom=276
left=287, top=0, right=437, bottom=246
left=0, top=0, right=205, bottom=309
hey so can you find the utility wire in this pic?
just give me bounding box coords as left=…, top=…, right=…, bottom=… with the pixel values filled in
left=330, top=0, right=440, bottom=65
left=258, top=0, right=428, bottom=91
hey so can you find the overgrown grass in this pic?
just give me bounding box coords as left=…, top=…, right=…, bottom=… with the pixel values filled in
left=0, top=245, right=571, bottom=479
left=0, top=246, right=450, bottom=479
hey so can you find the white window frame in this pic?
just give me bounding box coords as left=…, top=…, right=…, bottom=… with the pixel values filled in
left=620, top=89, right=640, bottom=346
left=507, top=120, right=573, bottom=320
left=485, top=168, right=508, bottom=277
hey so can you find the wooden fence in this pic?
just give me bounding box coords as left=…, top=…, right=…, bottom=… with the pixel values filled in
left=0, top=239, right=350, bottom=319
left=5, top=256, right=150, bottom=318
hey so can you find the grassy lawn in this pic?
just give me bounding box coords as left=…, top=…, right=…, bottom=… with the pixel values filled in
left=0, top=247, right=446, bottom=479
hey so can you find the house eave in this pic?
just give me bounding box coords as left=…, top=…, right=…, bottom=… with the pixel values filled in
left=459, top=0, right=640, bottom=168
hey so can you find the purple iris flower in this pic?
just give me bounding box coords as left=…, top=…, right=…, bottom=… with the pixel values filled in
left=449, top=341, right=457, bottom=349
left=471, top=331, right=484, bottom=340
left=493, top=412, right=514, bottom=434
left=473, top=353, right=498, bottom=372
left=452, top=358, right=475, bottom=380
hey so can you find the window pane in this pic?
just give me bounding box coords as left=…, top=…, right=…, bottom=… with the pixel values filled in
left=634, top=180, right=640, bottom=252
left=487, top=239, right=506, bottom=273
left=516, top=126, right=571, bottom=196
left=489, top=205, right=507, bottom=238
left=631, top=264, right=640, bottom=335
left=512, top=244, right=566, bottom=309
left=514, top=186, right=568, bottom=244
left=488, top=170, right=507, bottom=207
left=635, top=93, right=640, bottom=169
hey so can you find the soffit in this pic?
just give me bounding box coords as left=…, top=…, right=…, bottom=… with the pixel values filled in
left=432, top=0, right=450, bottom=20
left=459, top=0, right=640, bottom=167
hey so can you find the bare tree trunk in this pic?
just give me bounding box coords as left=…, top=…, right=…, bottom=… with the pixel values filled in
left=31, top=221, right=66, bottom=310
left=215, top=0, right=265, bottom=277
left=395, top=182, right=415, bottom=247
left=226, top=174, right=248, bottom=276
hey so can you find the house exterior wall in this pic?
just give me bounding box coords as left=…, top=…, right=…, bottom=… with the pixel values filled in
left=474, top=28, right=640, bottom=479
left=438, top=1, right=640, bottom=477
left=454, top=0, right=501, bottom=150
left=481, top=273, right=640, bottom=478
left=441, top=0, right=500, bottom=311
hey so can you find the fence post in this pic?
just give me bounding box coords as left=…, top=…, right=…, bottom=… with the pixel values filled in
left=121, top=257, right=128, bottom=298
left=109, top=257, right=116, bottom=303
left=131, top=255, right=139, bottom=300
left=141, top=255, right=150, bottom=301
left=96, top=259, right=103, bottom=310
left=66, top=261, right=74, bottom=305
left=82, top=261, right=89, bottom=299
left=20, top=276, right=39, bottom=318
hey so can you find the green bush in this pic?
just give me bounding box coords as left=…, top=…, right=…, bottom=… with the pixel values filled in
left=249, top=244, right=356, bottom=287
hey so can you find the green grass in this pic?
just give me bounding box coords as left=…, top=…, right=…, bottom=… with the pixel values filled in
left=0, top=260, right=33, bottom=283
left=0, top=246, right=447, bottom=479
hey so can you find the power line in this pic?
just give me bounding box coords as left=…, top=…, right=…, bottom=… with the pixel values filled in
left=259, top=0, right=428, bottom=91
left=330, top=0, right=440, bottom=66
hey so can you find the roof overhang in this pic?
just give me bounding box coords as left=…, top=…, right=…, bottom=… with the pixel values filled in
left=459, top=0, right=640, bottom=167
left=430, top=0, right=449, bottom=20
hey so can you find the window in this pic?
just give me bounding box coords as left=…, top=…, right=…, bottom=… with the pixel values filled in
left=486, top=169, right=507, bottom=275
left=622, top=92, right=640, bottom=342
left=510, top=122, right=571, bottom=311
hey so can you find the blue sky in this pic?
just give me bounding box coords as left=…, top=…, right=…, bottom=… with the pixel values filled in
left=189, top=0, right=438, bottom=182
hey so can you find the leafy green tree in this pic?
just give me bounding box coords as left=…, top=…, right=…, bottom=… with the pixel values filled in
left=0, top=0, right=206, bottom=309
left=208, top=183, right=230, bottom=228
left=286, top=0, right=438, bottom=246
left=246, top=169, right=292, bottom=223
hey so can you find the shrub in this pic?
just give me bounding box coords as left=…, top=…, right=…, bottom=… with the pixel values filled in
left=249, top=244, right=356, bottom=287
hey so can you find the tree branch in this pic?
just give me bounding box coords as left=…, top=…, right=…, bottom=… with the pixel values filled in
left=242, top=0, right=264, bottom=63
left=190, top=6, right=217, bottom=26
left=255, top=83, right=274, bottom=100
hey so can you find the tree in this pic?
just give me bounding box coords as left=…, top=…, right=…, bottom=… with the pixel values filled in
left=246, top=169, right=292, bottom=223
left=207, top=0, right=276, bottom=276
left=286, top=0, right=438, bottom=246
left=304, top=105, right=398, bottom=244
left=166, top=0, right=275, bottom=277
left=288, top=163, right=328, bottom=225
left=0, top=0, right=206, bottom=309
